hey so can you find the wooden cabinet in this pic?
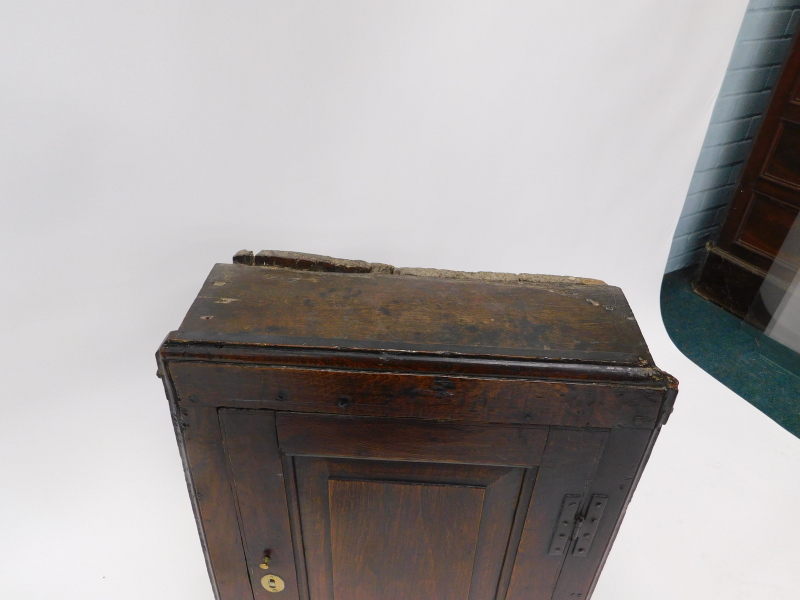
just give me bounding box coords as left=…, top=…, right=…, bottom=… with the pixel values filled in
left=157, top=251, right=677, bottom=600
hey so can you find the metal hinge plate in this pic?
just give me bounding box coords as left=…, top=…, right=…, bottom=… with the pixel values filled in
left=572, top=495, right=607, bottom=556
left=547, top=494, right=608, bottom=557
left=547, top=495, right=582, bottom=555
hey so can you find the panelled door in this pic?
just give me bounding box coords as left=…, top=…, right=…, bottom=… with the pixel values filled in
left=717, top=34, right=800, bottom=286
left=218, top=409, right=610, bottom=600
left=697, top=29, right=800, bottom=319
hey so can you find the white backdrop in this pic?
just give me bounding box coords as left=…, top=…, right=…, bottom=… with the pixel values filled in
left=3, top=2, right=799, bottom=599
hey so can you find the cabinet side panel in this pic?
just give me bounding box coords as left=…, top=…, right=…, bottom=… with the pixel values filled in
left=181, top=406, right=254, bottom=600
left=506, top=429, right=607, bottom=600
left=219, top=409, right=300, bottom=600
left=552, top=427, right=655, bottom=600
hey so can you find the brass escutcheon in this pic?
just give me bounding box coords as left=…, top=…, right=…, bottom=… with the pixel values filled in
left=261, top=574, right=285, bottom=593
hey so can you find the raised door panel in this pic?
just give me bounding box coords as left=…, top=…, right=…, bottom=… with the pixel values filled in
left=328, top=478, right=483, bottom=599
left=735, top=192, right=800, bottom=263
left=277, top=413, right=608, bottom=600
left=292, top=457, right=527, bottom=600
left=762, top=119, right=800, bottom=191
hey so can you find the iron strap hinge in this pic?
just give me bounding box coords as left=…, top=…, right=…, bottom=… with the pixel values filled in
left=547, top=494, right=608, bottom=557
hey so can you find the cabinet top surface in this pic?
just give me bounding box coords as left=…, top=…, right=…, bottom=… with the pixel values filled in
left=167, top=263, right=653, bottom=367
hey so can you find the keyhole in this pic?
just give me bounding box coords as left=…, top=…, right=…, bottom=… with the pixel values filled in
left=261, top=574, right=285, bottom=593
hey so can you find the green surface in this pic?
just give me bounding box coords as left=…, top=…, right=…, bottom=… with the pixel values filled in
left=661, top=267, right=800, bottom=438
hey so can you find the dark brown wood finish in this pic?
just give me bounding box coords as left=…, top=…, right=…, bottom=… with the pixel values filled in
left=551, top=428, right=654, bottom=600
left=158, top=255, right=677, bottom=600
left=696, top=28, right=800, bottom=318
left=290, top=455, right=530, bottom=600
left=177, top=263, right=652, bottom=364
left=329, top=479, right=483, bottom=600
left=505, top=429, right=607, bottom=600
left=276, top=413, right=548, bottom=466
left=274, top=412, right=551, bottom=600
left=168, top=362, right=666, bottom=429
left=218, top=410, right=300, bottom=600
left=178, top=406, right=253, bottom=600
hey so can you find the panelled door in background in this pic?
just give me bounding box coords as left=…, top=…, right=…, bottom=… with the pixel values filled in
left=697, top=29, right=800, bottom=322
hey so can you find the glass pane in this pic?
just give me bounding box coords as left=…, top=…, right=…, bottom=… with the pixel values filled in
left=742, top=211, right=800, bottom=375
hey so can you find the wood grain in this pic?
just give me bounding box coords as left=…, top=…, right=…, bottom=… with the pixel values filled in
left=170, top=362, right=665, bottom=430
left=505, top=428, right=607, bottom=600
left=157, top=258, right=677, bottom=600
left=290, top=455, right=530, bottom=600
left=697, top=29, right=800, bottom=314
left=552, top=428, right=655, bottom=600
left=328, top=479, right=483, bottom=600
left=180, top=407, right=254, bottom=600
left=219, top=409, right=300, bottom=600
left=277, top=413, right=548, bottom=466
left=177, top=264, right=652, bottom=364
